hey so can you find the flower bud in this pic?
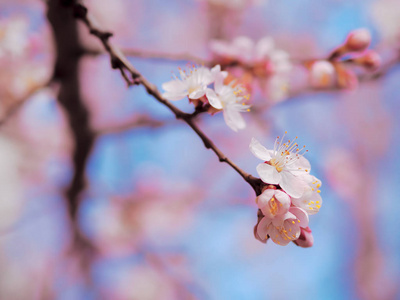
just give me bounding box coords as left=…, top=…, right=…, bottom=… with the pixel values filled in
left=294, top=226, right=314, bottom=248
left=345, top=28, right=371, bottom=52
left=309, top=60, right=336, bottom=88
left=357, top=50, right=382, bottom=70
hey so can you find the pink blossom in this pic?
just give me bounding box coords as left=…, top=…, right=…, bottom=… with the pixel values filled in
left=256, top=189, right=291, bottom=219
left=257, top=206, right=309, bottom=246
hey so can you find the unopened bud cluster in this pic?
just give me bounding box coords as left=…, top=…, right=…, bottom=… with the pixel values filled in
left=309, top=28, right=381, bottom=89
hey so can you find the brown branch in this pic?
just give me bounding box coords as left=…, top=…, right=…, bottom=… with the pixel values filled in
left=64, top=0, right=263, bottom=195
left=47, top=0, right=96, bottom=261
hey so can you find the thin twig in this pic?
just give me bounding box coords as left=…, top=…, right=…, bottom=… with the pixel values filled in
left=65, top=0, right=263, bottom=195
left=0, top=80, right=51, bottom=126
left=94, top=114, right=168, bottom=136
left=122, top=48, right=209, bottom=65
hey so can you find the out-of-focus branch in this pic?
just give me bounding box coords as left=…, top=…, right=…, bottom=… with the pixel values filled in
left=64, top=0, right=263, bottom=195
left=84, top=47, right=209, bottom=65
left=0, top=80, right=51, bottom=126
left=47, top=0, right=96, bottom=261
left=122, top=48, right=209, bottom=65
left=94, top=114, right=168, bottom=136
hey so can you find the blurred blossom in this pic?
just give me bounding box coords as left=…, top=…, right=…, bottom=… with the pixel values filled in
left=370, top=0, right=400, bottom=42
left=200, top=0, right=265, bottom=10
left=0, top=16, right=30, bottom=58
left=309, top=60, right=336, bottom=89
left=89, top=175, right=202, bottom=254
left=0, top=14, right=52, bottom=114
left=0, top=135, right=25, bottom=230
left=210, top=36, right=292, bottom=102
left=325, top=148, right=364, bottom=201
left=110, top=264, right=178, bottom=300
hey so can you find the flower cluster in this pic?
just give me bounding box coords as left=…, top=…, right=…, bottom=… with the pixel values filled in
left=250, top=133, right=322, bottom=246
left=209, top=36, right=292, bottom=102
left=0, top=15, right=51, bottom=113
left=162, top=64, right=251, bottom=132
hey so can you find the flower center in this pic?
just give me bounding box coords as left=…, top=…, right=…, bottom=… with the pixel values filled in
left=188, top=85, right=200, bottom=95
left=269, top=196, right=279, bottom=216
left=269, top=158, right=283, bottom=172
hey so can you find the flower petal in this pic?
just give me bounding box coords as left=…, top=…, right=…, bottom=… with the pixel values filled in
left=162, top=79, right=186, bottom=92
left=291, top=191, right=322, bottom=215
left=279, top=171, right=308, bottom=198
left=162, top=91, right=189, bottom=101
left=267, top=225, right=292, bottom=246
left=189, top=88, right=206, bottom=99
left=205, top=88, right=223, bottom=109
left=273, top=190, right=291, bottom=213
left=249, top=138, right=272, bottom=161
left=256, top=163, right=281, bottom=185
left=256, top=188, right=275, bottom=210
left=257, top=216, right=272, bottom=241
left=214, top=73, right=226, bottom=93
left=289, top=207, right=309, bottom=228
left=290, top=156, right=311, bottom=175
left=223, top=107, right=245, bottom=132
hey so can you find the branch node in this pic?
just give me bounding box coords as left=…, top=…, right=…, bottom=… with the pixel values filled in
left=72, top=3, right=87, bottom=19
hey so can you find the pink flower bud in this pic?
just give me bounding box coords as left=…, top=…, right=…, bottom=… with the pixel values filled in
left=294, top=226, right=314, bottom=248
left=345, top=28, right=371, bottom=52
left=360, top=50, right=382, bottom=70
left=309, top=60, right=336, bottom=88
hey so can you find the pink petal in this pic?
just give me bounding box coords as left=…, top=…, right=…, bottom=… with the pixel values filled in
left=289, top=207, right=309, bottom=228
left=267, top=225, right=292, bottom=246
left=273, top=190, right=291, bottom=213
left=256, top=189, right=275, bottom=210
left=257, top=217, right=272, bottom=241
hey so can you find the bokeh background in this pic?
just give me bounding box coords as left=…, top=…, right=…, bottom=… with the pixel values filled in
left=0, top=0, right=399, bottom=299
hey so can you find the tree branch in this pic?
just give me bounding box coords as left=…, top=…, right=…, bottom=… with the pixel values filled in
left=64, top=0, right=263, bottom=195
left=47, top=0, right=96, bottom=258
